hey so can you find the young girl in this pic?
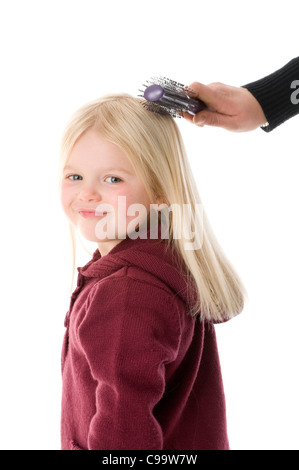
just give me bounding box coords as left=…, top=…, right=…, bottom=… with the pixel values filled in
left=59, top=94, right=246, bottom=451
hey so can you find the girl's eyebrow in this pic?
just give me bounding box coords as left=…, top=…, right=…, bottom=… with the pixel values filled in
left=63, top=165, right=133, bottom=175
left=104, top=167, right=133, bottom=175
left=63, top=165, right=76, bottom=171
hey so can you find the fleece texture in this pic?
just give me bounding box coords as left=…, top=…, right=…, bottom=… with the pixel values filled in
left=61, top=233, right=230, bottom=450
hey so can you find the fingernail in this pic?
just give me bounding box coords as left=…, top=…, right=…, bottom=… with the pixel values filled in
left=194, top=114, right=206, bottom=126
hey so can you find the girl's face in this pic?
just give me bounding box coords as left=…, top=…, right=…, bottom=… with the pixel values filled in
left=60, top=127, right=152, bottom=256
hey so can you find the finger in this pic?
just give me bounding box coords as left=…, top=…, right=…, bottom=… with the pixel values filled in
left=194, top=110, right=236, bottom=131
left=186, top=82, right=219, bottom=109
left=182, top=112, right=194, bottom=123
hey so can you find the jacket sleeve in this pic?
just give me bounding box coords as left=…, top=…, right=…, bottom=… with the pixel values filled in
left=77, top=274, right=181, bottom=450
left=242, top=57, right=299, bottom=132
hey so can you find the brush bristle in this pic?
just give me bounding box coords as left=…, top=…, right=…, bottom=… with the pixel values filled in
left=139, top=76, right=196, bottom=118
left=139, top=100, right=183, bottom=118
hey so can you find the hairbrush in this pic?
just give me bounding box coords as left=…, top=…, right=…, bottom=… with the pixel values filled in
left=139, top=77, right=206, bottom=118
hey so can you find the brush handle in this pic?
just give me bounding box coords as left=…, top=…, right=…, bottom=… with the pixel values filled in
left=144, top=84, right=206, bottom=116
left=187, top=97, right=206, bottom=115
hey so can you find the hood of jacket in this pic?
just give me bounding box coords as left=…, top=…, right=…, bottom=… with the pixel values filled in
left=78, top=229, right=197, bottom=311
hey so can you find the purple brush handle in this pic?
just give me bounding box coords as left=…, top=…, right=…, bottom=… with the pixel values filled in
left=144, top=84, right=206, bottom=115
left=187, top=98, right=206, bottom=115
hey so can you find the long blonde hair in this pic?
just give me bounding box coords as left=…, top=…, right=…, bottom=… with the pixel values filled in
left=59, top=93, right=246, bottom=322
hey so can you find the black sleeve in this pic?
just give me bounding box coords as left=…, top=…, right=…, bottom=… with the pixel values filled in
left=242, top=57, right=299, bottom=132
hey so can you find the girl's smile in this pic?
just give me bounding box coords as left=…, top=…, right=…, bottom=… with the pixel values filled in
left=77, top=209, right=109, bottom=218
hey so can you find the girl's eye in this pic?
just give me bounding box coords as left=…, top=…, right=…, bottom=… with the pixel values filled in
left=105, top=176, right=122, bottom=184
left=67, top=175, right=82, bottom=181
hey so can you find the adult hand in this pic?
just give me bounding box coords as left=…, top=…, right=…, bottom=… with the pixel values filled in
left=184, top=82, right=268, bottom=132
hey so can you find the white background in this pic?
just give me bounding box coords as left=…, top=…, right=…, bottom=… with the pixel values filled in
left=0, top=0, right=298, bottom=450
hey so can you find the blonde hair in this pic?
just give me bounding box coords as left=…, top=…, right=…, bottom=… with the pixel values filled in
left=59, top=93, right=246, bottom=322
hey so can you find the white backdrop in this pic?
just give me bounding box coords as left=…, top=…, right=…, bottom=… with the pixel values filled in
left=0, top=0, right=298, bottom=450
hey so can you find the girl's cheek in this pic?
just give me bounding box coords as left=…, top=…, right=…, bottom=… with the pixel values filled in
left=60, top=185, right=74, bottom=212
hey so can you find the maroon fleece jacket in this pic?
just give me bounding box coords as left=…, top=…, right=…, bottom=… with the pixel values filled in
left=61, top=234, right=230, bottom=450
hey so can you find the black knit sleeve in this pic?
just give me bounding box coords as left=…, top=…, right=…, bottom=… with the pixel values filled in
left=242, top=57, right=299, bottom=132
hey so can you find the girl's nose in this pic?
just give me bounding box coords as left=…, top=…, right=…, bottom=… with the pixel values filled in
left=78, top=186, right=101, bottom=202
